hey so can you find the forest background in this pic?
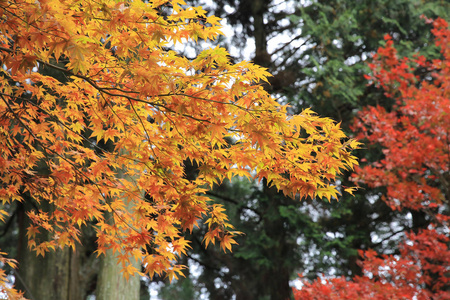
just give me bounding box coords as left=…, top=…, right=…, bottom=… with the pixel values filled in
left=0, top=0, right=449, bottom=299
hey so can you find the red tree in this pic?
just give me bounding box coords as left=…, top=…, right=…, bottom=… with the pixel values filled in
left=294, top=18, right=450, bottom=300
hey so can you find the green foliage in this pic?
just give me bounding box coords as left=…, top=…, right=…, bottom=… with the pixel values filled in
left=288, top=0, right=449, bottom=121
left=159, top=277, right=198, bottom=300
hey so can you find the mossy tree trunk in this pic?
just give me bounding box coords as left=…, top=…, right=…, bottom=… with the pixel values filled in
left=95, top=156, right=141, bottom=300
left=96, top=248, right=140, bottom=300
left=15, top=199, right=87, bottom=300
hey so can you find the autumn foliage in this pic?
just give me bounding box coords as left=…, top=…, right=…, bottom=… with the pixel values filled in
left=0, top=0, right=359, bottom=296
left=294, top=18, right=450, bottom=300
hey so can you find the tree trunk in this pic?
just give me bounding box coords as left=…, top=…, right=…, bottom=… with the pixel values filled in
left=96, top=157, right=141, bottom=300
left=96, top=248, right=140, bottom=300
left=16, top=200, right=85, bottom=300
left=262, top=180, right=294, bottom=300
left=251, top=0, right=270, bottom=68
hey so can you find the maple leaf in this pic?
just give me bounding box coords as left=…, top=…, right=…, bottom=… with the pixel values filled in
left=219, top=234, right=238, bottom=253
left=316, top=185, right=340, bottom=202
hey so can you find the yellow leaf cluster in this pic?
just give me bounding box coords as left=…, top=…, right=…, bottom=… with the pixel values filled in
left=0, top=0, right=358, bottom=282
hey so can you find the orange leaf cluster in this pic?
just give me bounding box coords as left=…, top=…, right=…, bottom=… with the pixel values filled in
left=0, top=0, right=358, bottom=284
